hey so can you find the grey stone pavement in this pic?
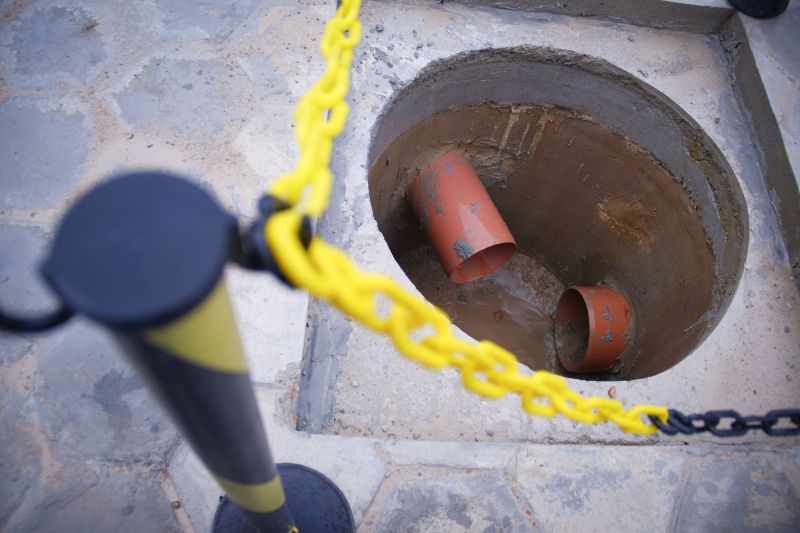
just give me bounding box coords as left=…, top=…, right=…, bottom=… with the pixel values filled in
left=1, top=1, right=799, bottom=532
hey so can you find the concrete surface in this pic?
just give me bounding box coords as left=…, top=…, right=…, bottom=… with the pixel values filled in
left=721, top=2, right=800, bottom=281
left=1, top=1, right=798, bottom=532
left=309, top=0, right=800, bottom=446
left=450, top=0, right=735, bottom=33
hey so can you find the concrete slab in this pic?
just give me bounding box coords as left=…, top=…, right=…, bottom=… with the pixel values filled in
left=515, top=446, right=685, bottom=532
left=228, top=268, right=309, bottom=385
left=15, top=464, right=184, bottom=533
left=33, top=320, right=180, bottom=465
left=0, top=4, right=106, bottom=91
left=384, top=439, right=518, bottom=470
left=674, top=450, right=800, bottom=532
left=308, top=0, right=800, bottom=447
left=373, top=440, right=800, bottom=533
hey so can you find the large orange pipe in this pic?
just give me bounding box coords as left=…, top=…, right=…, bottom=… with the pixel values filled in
left=407, top=151, right=516, bottom=283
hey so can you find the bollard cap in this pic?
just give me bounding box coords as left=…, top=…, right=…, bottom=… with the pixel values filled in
left=43, top=172, right=238, bottom=330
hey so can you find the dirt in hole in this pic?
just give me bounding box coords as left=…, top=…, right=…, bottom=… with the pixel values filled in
left=554, top=320, right=589, bottom=369
left=398, top=246, right=565, bottom=371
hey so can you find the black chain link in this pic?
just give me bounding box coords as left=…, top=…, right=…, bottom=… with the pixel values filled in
left=650, top=409, right=800, bottom=437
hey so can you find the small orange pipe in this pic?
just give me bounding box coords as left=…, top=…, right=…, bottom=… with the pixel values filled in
left=554, top=286, right=633, bottom=373
left=407, top=151, right=516, bottom=283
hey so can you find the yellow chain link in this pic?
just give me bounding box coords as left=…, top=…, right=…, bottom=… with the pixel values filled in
left=265, top=0, right=668, bottom=435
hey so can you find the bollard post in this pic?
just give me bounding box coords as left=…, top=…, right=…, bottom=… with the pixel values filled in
left=36, top=171, right=354, bottom=532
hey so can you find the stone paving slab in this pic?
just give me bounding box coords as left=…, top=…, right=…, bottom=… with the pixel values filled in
left=165, top=380, right=800, bottom=532
left=13, top=464, right=185, bottom=533
left=370, top=470, right=533, bottom=533
left=0, top=98, right=90, bottom=210
left=0, top=316, right=183, bottom=530
left=674, top=450, right=800, bottom=533
left=360, top=438, right=800, bottom=533
left=515, top=446, right=686, bottom=532
left=1, top=1, right=333, bottom=530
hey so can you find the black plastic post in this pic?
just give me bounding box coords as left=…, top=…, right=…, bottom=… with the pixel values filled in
left=728, top=0, right=789, bottom=18
left=40, top=172, right=354, bottom=532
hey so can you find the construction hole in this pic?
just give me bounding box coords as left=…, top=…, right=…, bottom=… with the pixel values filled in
left=367, top=48, right=748, bottom=380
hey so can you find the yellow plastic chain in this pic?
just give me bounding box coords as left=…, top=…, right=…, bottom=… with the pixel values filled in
left=265, top=0, right=668, bottom=435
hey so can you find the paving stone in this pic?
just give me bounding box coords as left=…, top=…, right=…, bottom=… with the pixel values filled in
left=675, top=451, right=800, bottom=533
left=316, top=0, right=800, bottom=450
left=233, top=104, right=302, bottom=215
left=113, top=58, right=246, bottom=136
left=0, top=369, right=168, bottom=532
left=0, top=384, right=40, bottom=528
left=514, top=446, right=685, bottom=532
left=0, top=4, right=106, bottom=90
left=0, top=98, right=89, bottom=210
left=0, top=223, right=55, bottom=364
left=15, top=464, right=182, bottom=533
left=33, top=319, right=179, bottom=465
left=373, top=470, right=533, bottom=533
left=3, top=455, right=99, bottom=533
left=156, top=0, right=261, bottom=42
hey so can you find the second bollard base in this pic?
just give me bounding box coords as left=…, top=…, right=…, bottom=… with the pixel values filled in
left=212, top=463, right=355, bottom=533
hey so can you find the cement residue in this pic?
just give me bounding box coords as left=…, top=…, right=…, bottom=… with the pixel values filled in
left=597, top=197, right=657, bottom=246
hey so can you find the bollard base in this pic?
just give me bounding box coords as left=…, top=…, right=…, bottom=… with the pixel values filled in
left=212, top=463, right=355, bottom=533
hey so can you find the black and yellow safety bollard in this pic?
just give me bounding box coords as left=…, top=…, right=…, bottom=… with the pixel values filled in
left=4, top=172, right=354, bottom=532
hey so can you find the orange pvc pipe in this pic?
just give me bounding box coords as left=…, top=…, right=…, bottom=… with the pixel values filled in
left=407, top=151, right=516, bottom=283
left=554, top=286, right=633, bottom=373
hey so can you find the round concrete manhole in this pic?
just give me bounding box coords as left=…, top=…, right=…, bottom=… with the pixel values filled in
left=367, top=48, right=748, bottom=380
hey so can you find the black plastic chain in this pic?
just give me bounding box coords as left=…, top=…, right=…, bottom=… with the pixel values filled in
left=650, top=409, right=800, bottom=437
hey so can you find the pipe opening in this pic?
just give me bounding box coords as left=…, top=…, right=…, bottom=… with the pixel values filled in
left=451, top=242, right=517, bottom=284
left=554, top=289, right=590, bottom=371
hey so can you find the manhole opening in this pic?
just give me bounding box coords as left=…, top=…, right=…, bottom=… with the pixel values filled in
left=367, top=49, right=748, bottom=380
